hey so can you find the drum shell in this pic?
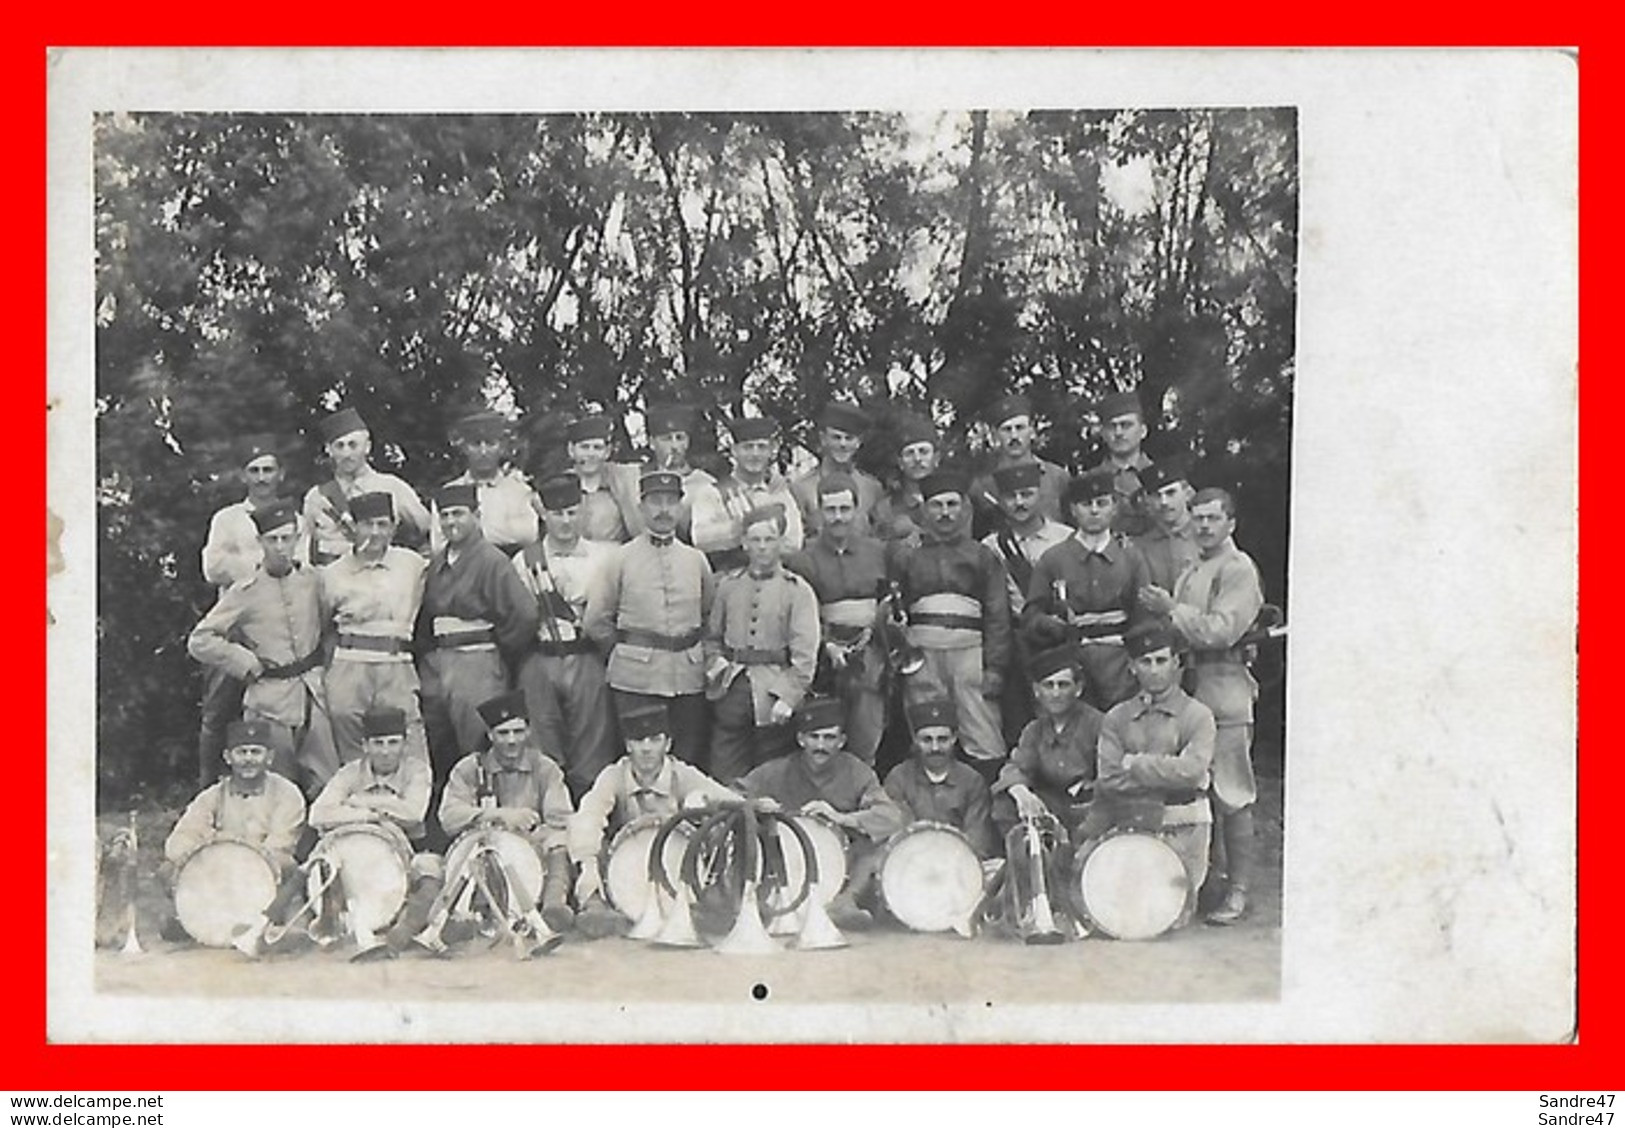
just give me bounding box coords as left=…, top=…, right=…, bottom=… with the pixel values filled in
left=878, top=821, right=985, bottom=933
left=173, top=838, right=279, bottom=948
left=1074, top=829, right=1189, bottom=941
left=309, top=823, right=412, bottom=935
left=603, top=815, right=694, bottom=919
left=445, top=827, right=545, bottom=909
left=774, top=813, right=848, bottom=906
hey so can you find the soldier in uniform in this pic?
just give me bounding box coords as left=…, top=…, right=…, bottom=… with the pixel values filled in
left=565, top=414, right=644, bottom=544
left=689, top=415, right=804, bottom=571
left=433, top=409, right=538, bottom=555
left=1134, top=453, right=1201, bottom=593
left=1023, top=467, right=1147, bottom=711
left=788, top=401, right=885, bottom=538
left=890, top=468, right=1012, bottom=772
left=583, top=469, right=716, bottom=770
left=784, top=473, right=892, bottom=766
left=643, top=403, right=716, bottom=544
left=1088, top=389, right=1157, bottom=537
left=882, top=698, right=997, bottom=859
left=568, top=704, right=742, bottom=938
left=317, top=491, right=430, bottom=768
left=738, top=697, right=906, bottom=929
left=302, top=406, right=431, bottom=566
left=195, top=434, right=300, bottom=787
left=968, top=394, right=1070, bottom=527
left=418, top=481, right=538, bottom=821
left=513, top=474, right=619, bottom=799
left=437, top=691, right=577, bottom=936
left=189, top=499, right=340, bottom=795
left=991, top=644, right=1104, bottom=842
left=703, top=503, right=821, bottom=781
left=1139, top=487, right=1265, bottom=925
left=872, top=412, right=941, bottom=548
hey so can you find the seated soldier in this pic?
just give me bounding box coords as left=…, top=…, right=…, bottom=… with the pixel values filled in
left=161, top=719, right=307, bottom=951
left=567, top=704, right=742, bottom=938
left=991, top=644, right=1104, bottom=843
left=736, top=697, right=905, bottom=929
left=882, top=698, right=998, bottom=860
left=1081, top=622, right=1216, bottom=929
left=433, top=690, right=577, bottom=944
left=308, top=706, right=444, bottom=961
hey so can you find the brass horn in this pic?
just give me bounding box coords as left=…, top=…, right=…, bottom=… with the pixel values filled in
left=475, top=845, right=562, bottom=958
left=117, top=811, right=145, bottom=956
left=715, top=805, right=779, bottom=955
left=773, top=811, right=846, bottom=952
left=628, top=883, right=668, bottom=941
left=652, top=884, right=704, bottom=948
left=1015, top=815, right=1066, bottom=946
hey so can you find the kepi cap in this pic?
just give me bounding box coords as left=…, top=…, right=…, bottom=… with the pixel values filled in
left=1095, top=390, right=1145, bottom=422
left=435, top=481, right=479, bottom=511
left=984, top=394, right=1033, bottom=427
left=906, top=698, right=957, bottom=734
left=1141, top=454, right=1192, bottom=492
left=1125, top=622, right=1181, bottom=658
left=1028, top=645, right=1082, bottom=683
left=795, top=696, right=846, bottom=735
left=239, top=433, right=282, bottom=467
left=620, top=705, right=670, bottom=742
left=453, top=410, right=509, bottom=443
left=250, top=498, right=299, bottom=536
left=225, top=718, right=274, bottom=750
left=639, top=469, right=684, bottom=498
left=477, top=691, right=528, bottom=731
left=728, top=416, right=779, bottom=443
left=646, top=403, right=696, bottom=437
left=1066, top=467, right=1118, bottom=505
left=992, top=461, right=1042, bottom=494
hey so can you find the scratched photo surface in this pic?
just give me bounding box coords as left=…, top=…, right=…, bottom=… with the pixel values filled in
left=47, top=49, right=1574, bottom=1044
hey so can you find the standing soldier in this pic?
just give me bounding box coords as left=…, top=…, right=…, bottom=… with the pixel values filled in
left=690, top=415, right=804, bottom=572
left=785, top=474, right=892, bottom=766
left=873, top=412, right=942, bottom=549
left=189, top=499, right=340, bottom=795
left=1023, top=468, right=1147, bottom=712
left=643, top=403, right=716, bottom=544
left=968, top=395, right=1070, bottom=527
left=318, top=492, right=430, bottom=768
left=418, top=482, right=538, bottom=812
left=565, top=415, right=643, bottom=544
left=1088, top=389, right=1157, bottom=537
left=1139, top=487, right=1265, bottom=926
left=514, top=474, right=619, bottom=798
left=703, top=504, right=821, bottom=781
left=196, top=433, right=300, bottom=786
left=302, top=406, right=432, bottom=566
left=890, top=469, right=1012, bottom=772
left=583, top=470, right=716, bottom=769
left=1134, top=454, right=1201, bottom=593
left=789, top=401, right=885, bottom=538
left=434, top=409, right=538, bottom=555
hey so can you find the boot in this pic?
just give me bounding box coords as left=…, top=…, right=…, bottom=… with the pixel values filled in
left=385, top=875, right=443, bottom=951
left=540, top=849, right=575, bottom=933
left=575, top=892, right=630, bottom=940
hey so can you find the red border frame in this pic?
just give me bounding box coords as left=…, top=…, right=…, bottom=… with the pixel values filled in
left=23, top=21, right=1602, bottom=1091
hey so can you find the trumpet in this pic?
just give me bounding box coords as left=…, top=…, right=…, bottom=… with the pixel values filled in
left=875, top=580, right=926, bottom=678
left=1013, top=813, right=1066, bottom=946
left=116, top=811, right=143, bottom=955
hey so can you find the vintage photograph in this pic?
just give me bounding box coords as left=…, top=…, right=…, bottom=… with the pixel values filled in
left=86, top=105, right=1294, bottom=1018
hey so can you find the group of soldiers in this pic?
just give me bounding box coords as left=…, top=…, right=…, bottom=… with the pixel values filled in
left=159, top=387, right=1272, bottom=958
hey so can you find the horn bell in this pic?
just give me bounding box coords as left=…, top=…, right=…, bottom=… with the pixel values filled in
left=652, top=887, right=705, bottom=948
left=628, top=883, right=669, bottom=941
left=715, top=879, right=779, bottom=955
left=791, top=893, right=848, bottom=951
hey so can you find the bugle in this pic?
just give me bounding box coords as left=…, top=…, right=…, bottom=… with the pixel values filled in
left=875, top=579, right=925, bottom=677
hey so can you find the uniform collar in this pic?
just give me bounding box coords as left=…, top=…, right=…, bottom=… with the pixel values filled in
left=1133, top=685, right=1190, bottom=717
left=628, top=758, right=677, bottom=798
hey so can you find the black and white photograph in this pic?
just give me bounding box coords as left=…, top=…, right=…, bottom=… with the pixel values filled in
left=48, top=49, right=1575, bottom=1044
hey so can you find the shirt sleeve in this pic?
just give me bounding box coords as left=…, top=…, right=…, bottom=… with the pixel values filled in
left=393, top=479, right=433, bottom=536
left=582, top=545, right=623, bottom=650
left=200, top=509, right=253, bottom=588
left=487, top=548, right=541, bottom=657
left=992, top=723, right=1040, bottom=795
left=881, top=767, right=920, bottom=825
left=1171, top=554, right=1265, bottom=649
left=187, top=583, right=262, bottom=681
left=1126, top=705, right=1217, bottom=791
left=438, top=756, right=481, bottom=838
left=673, top=761, right=743, bottom=807
left=163, top=789, right=218, bottom=865
left=979, top=546, right=1012, bottom=672
left=961, top=774, right=998, bottom=858
left=566, top=765, right=621, bottom=865
left=782, top=577, right=821, bottom=706
left=309, top=769, right=369, bottom=830
left=849, top=768, right=906, bottom=842
left=539, top=764, right=576, bottom=848
left=264, top=779, right=307, bottom=863
left=703, top=577, right=729, bottom=664
left=1093, top=712, right=1133, bottom=795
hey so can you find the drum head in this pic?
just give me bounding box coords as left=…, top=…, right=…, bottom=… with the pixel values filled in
left=880, top=824, right=984, bottom=933
left=1078, top=832, right=1188, bottom=941
left=604, top=819, right=692, bottom=919
left=315, top=827, right=410, bottom=934
left=174, top=841, right=277, bottom=948
left=446, top=828, right=544, bottom=909
left=778, top=815, right=848, bottom=906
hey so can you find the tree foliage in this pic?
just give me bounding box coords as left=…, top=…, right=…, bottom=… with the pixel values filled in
left=94, top=109, right=1298, bottom=794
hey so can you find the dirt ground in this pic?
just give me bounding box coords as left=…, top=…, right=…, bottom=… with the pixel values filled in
left=94, top=776, right=1282, bottom=1008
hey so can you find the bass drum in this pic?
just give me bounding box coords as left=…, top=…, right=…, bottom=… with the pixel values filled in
left=879, top=821, right=985, bottom=933
left=1075, top=829, right=1189, bottom=941
left=308, top=823, right=412, bottom=936
left=445, top=826, right=544, bottom=910
left=603, top=815, right=695, bottom=921
left=173, top=838, right=278, bottom=948
left=776, top=813, right=849, bottom=906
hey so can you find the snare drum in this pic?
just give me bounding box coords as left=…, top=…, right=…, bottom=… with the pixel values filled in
left=445, top=827, right=544, bottom=911
left=173, top=838, right=279, bottom=948
left=776, top=813, right=848, bottom=906
left=879, top=821, right=985, bottom=933
left=603, top=815, right=695, bottom=920
left=1074, top=829, right=1189, bottom=941
left=308, top=823, right=412, bottom=935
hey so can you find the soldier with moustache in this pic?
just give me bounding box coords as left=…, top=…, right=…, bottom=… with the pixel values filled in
left=788, top=401, right=885, bottom=539
left=643, top=403, right=717, bottom=544
left=882, top=698, right=998, bottom=860
left=968, top=394, right=1070, bottom=529
left=872, top=412, right=942, bottom=549
left=513, top=474, right=619, bottom=798
left=689, top=414, right=805, bottom=572
left=433, top=409, right=539, bottom=555
left=302, top=406, right=432, bottom=566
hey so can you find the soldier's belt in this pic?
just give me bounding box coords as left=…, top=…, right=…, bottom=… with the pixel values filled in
left=1160, top=789, right=1206, bottom=806
left=1189, top=648, right=1246, bottom=666
left=724, top=645, right=790, bottom=666
left=617, top=627, right=703, bottom=651
left=1071, top=609, right=1128, bottom=627
left=259, top=650, right=324, bottom=679
left=536, top=638, right=595, bottom=657
left=911, top=592, right=982, bottom=617
left=335, top=633, right=409, bottom=655
left=909, top=612, right=983, bottom=631
left=822, top=597, right=878, bottom=627
left=433, top=616, right=496, bottom=650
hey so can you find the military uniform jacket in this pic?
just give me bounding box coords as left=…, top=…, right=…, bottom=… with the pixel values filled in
left=1170, top=538, right=1265, bottom=658
left=738, top=751, right=905, bottom=842
left=514, top=535, right=614, bottom=646
left=703, top=564, right=821, bottom=724
left=689, top=469, right=804, bottom=557
left=1090, top=452, right=1156, bottom=537
left=969, top=456, right=1070, bottom=525
left=1024, top=532, right=1147, bottom=643
left=1135, top=518, right=1201, bottom=595
left=788, top=461, right=884, bottom=538
left=188, top=565, right=327, bottom=727
left=567, top=757, right=741, bottom=864
left=576, top=463, right=645, bottom=544
left=583, top=533, right=715, bottom=696
left=431, top=468, right=539, bottom=553
left=421, top=534, right=539, bottom=661
left=883, top=759, right=997, bottom=858
left=981, top=518, right=1073, bottom=616
left=891, top=530, right=1013, bottom=669
left=439, top=745, right=574, bottom=853
left=164, top=772, right=306, bottom=868
left=1096, top=686, right=1215, bottom=824
left=310, top=756, right=432, bottom=841
left=785, top=533, right=891, bottom=688
left=319, top=546, right=428, bottom=660
left=995, top=702, right=1106, bottom=800
left=302, top=466, right=432, bottom=565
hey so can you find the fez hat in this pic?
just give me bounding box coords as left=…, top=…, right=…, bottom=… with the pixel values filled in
left=362, top=707, right=408, bottom=738
left=225, top=718, right=274, bottom=750
left=537, top=473, right=583, bottom=510
left=348, top=492, right=395, bottom=522
left=646, top=403, right=696, bottom=437
left=477, top=691, right=528, bottom=731
left=319, top=407, right=368, bottom=444
left=983, top=394, right=1033, bottom=427
left=795, top=696, right=846, bottom=735
left=567, top=416, right=614, bottom=443
left=435, top=481, right=479, bottom=511
left=992, top=461, right=1042, bottom=494
left=1095, top=390, right=1145, bottom=421
left=620, top=705, right=670, bottom=742
left=639, top=469, right=684, bottom=498
left=1125, top=621, right=1181, bottom=658
left=819, top=402, right=870, bottom=437
left=728, top=416, right=779, bottom=443
left=918, top=468, right=969, bottom=501
left=250, top=499, right=299, bottom=535
left=905, top=698, right=957, bottom=734
left=895, top=413, right=938, bottom=448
